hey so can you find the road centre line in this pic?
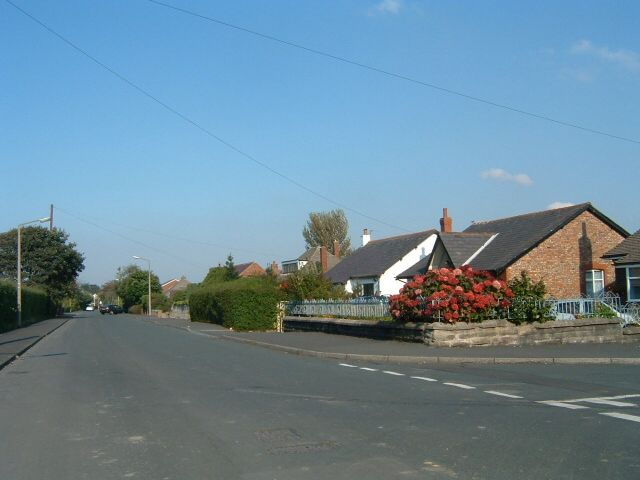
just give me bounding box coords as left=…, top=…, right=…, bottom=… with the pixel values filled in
left=383, top=370, right=405, bottom=376
left=443, top=382, right=476, bottom=390
left=339, top=363, right=358, bottom=368
left=579, top=399, right=637, bottom=407
left=599, top=412, right=640, bottom=423
left=359, top=367, right=378, bottom=372
left=484, top=390, right=523, bottom=399
left=411, top=376, right=438, bottom=382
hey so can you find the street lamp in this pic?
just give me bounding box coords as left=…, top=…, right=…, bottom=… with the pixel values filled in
left=132, top=255, right=151, bottom=317
left=17, top=216, right=51, bottom=327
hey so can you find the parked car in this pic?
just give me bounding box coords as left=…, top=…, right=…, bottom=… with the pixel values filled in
left=99, top=304, right=124, bottom=315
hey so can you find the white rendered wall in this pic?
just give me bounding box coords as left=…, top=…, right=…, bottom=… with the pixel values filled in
left=377, top=234, right=438, bottom=296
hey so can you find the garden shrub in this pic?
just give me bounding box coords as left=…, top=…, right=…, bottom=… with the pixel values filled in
left=389, top=266, right=513, bottom=323
left=128, top=304, right=143, bottom=315
left=507, top=271, right=553, bottom=324
left=189, top=277, right=281, bottom=331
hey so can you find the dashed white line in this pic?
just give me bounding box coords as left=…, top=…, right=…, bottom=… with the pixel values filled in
left=339, top=363, right=358, bottom=368
left=360, top=367, right=378, bottom=372
left=383, top=370, right=405, bottom=376
left=484, top=390, right=523, bottom=399
left=411, top=376, right=438, bottom=382
left=443, top=382, right=475, bottom=390
left=537, top=401, right=589, bottom=410
left=599, top=412, right=640, bottom=423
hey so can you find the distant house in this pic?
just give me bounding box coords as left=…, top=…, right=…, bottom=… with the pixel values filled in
left=462, top=203, right=628, bottom=298
left=603, top=229, right=640, bottom=302
left=162, top=276, right=191, bottom=298
left=326, top=229, right=439, bottom=296
left=281, top=242, right=341, bottom=275
left=234, top=262, right=266, bottom=278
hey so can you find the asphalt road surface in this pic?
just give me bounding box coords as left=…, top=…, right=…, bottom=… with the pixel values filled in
left=1, top=313, right=639, bottom=479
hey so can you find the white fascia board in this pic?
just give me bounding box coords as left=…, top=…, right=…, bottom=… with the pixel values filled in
left=463, top=233, right=499, bottom=266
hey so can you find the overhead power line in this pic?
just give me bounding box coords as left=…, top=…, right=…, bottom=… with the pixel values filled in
left=4, top=0, right=409, bottom=233
left=146, top=0, right=640, bottom=146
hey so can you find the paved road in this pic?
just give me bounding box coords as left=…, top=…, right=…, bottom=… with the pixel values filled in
left=1, top=313, right=639, bottom=479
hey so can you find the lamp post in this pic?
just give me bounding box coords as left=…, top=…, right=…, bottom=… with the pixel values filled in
left=17, top=217, right=51, bottom=327
left=132, top=256, right=151, bottom=317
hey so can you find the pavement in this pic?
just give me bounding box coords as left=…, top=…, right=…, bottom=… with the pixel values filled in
left=148, top=316, right=640, bottom=365
left=2, top=314, right=639, bottom=368
left=0, top=317, right=69, bottom=369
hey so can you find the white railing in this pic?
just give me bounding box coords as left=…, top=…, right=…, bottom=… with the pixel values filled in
left=285, top=298, right=391, bottom=319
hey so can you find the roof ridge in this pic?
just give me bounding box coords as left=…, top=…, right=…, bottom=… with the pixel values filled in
left=368, top=229, right=437, bottom=244
left=469, top=202, right=590, bottom=226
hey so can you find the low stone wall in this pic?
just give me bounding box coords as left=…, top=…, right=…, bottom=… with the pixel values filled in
left=284, top=316, right=636, bottom=346
left=284, top=316, right=424, bottom=342
left=424, top=318, right=625, bottom=347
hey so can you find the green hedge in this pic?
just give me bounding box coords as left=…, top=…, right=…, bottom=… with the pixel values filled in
left=189, top=278, right=281, bottom=331
left=0, top=281, right=54, bottom=332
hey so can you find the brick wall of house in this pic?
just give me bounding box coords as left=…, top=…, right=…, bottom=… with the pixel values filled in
left=504, top=211, right=625, bottom=298
left=238, top=263, right=266, bottom=277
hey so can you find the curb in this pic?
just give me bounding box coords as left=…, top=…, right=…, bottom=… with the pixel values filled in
left=0, top=318, right=70, bottom=371
left=214, top=334, right=640, bottom=365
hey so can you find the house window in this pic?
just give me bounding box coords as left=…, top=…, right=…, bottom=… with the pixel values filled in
left=628, top=267, right=640, bottom=302
left=362, top=283, right=375, bottom=296
left=585, top=270, right=604, bottom=297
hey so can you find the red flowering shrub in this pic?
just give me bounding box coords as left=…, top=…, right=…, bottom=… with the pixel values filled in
left=389, top=266, right=513, bottom=323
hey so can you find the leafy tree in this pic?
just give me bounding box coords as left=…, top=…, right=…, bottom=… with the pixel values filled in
left=280, top=262, right=346, bottom=300
left=116, top=265, right=161, bottom=309
left=302, top=209, right=351, bottom=256
left=99, top=280, right=120, bottom=304
left=0, top=226, right=84, bottom=306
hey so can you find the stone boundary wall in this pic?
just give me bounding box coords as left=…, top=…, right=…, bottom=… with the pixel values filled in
left=284, top=316, right=638, bottom=346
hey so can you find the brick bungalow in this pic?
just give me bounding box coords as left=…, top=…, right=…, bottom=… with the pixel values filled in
left=463, top=203, right=629, bottom=298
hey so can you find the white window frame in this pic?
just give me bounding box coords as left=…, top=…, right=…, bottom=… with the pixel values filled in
left=627, top=265, right=640, bottom=302
left=585, top=269, right=604, bottom=298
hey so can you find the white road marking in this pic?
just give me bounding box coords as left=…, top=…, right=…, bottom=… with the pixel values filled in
left=599, top=412, right=640, bottom=423
left=383, top=370, right=405, bottom=376
left=579, top=399, right=637, bottom=407
left=411, top=376, right=438, bottom=382
left=360, top=367, right=378, bottom=372
left=443, top=382, right=475, bottom=390
left=484, top=390, right=523, bottom=399
left=537, top=401, right=589, bottom=410
left=339, top=363, right=358, bottom=368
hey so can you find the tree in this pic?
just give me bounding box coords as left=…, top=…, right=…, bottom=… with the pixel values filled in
left=302, top=209, right=351, bottom=256
left=279, top=262, right=346, bottom=300
left=0, top=226, right=85, bottom=305
left=225, top=254, right=239, bottom=281
left=116, top=265, right=161, bottom=309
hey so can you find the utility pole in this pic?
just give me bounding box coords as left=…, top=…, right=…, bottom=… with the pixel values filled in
left=49, top=204, right=54, bottom=231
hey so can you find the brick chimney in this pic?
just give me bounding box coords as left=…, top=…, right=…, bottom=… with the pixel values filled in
left=440, top=208, right=453, bottom=233
left=320, top=246, right=329, bottom=272
left=362, top=228, right=371, bottom=247
left=333, top=239, right=341, bottom=258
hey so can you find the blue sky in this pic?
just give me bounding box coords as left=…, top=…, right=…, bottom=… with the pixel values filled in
left=2, top=0, right=639, bottom=285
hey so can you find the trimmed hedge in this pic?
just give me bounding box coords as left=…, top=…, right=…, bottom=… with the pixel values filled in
left=0, top=281, right=55, bottom=332
left=189, top=278, right=281, bottom=331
